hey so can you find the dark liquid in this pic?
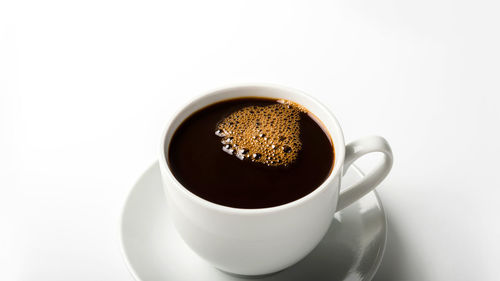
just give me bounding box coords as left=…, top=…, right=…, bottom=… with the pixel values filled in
left=167, top=98, right=334, bottom=209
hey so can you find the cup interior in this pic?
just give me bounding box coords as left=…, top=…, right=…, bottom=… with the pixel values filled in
left=160, top=84, right=346, bottom=211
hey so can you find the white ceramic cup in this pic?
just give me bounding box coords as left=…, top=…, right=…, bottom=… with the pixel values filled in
left=159, top=84, right=393, bottom=276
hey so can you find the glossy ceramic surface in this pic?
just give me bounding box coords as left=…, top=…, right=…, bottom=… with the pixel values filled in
left=120, top=162, right=387, bottom=281
left=158, top=84, right=393, bottom=275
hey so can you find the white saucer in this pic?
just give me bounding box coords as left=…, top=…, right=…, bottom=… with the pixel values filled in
left=120, top=162, right=387, bottom=281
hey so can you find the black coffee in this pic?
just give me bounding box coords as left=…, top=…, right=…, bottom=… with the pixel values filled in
left=167, top=97, right=334, bottom=209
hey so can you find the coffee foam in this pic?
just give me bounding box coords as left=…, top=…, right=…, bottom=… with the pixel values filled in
left=215, top=100, right=307, bottom=167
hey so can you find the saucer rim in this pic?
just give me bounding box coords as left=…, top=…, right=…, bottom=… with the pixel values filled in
left=119, top=161, right=387, bottom=281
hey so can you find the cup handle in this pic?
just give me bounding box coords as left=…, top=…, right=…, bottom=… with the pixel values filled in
left=336, top=136, right=393, bottom=211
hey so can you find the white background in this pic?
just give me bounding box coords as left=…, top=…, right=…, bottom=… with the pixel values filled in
left=1, top=0, right=499, bottom=280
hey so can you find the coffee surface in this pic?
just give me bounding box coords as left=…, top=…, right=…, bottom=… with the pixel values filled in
left=167, top=97, right=334, bottom=209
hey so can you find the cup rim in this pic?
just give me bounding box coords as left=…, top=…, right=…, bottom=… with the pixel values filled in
left=159, top=83, right=346, bottom=214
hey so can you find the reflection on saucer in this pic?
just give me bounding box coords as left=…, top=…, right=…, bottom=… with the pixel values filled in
left=120, top=162, right=386, bottom=281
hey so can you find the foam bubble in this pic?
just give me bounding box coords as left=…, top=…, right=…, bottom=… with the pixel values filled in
left=215, top=100, right=307, bottom=167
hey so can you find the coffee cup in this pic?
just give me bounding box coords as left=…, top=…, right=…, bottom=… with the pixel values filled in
left=159, top=84, right=393, bottom=276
